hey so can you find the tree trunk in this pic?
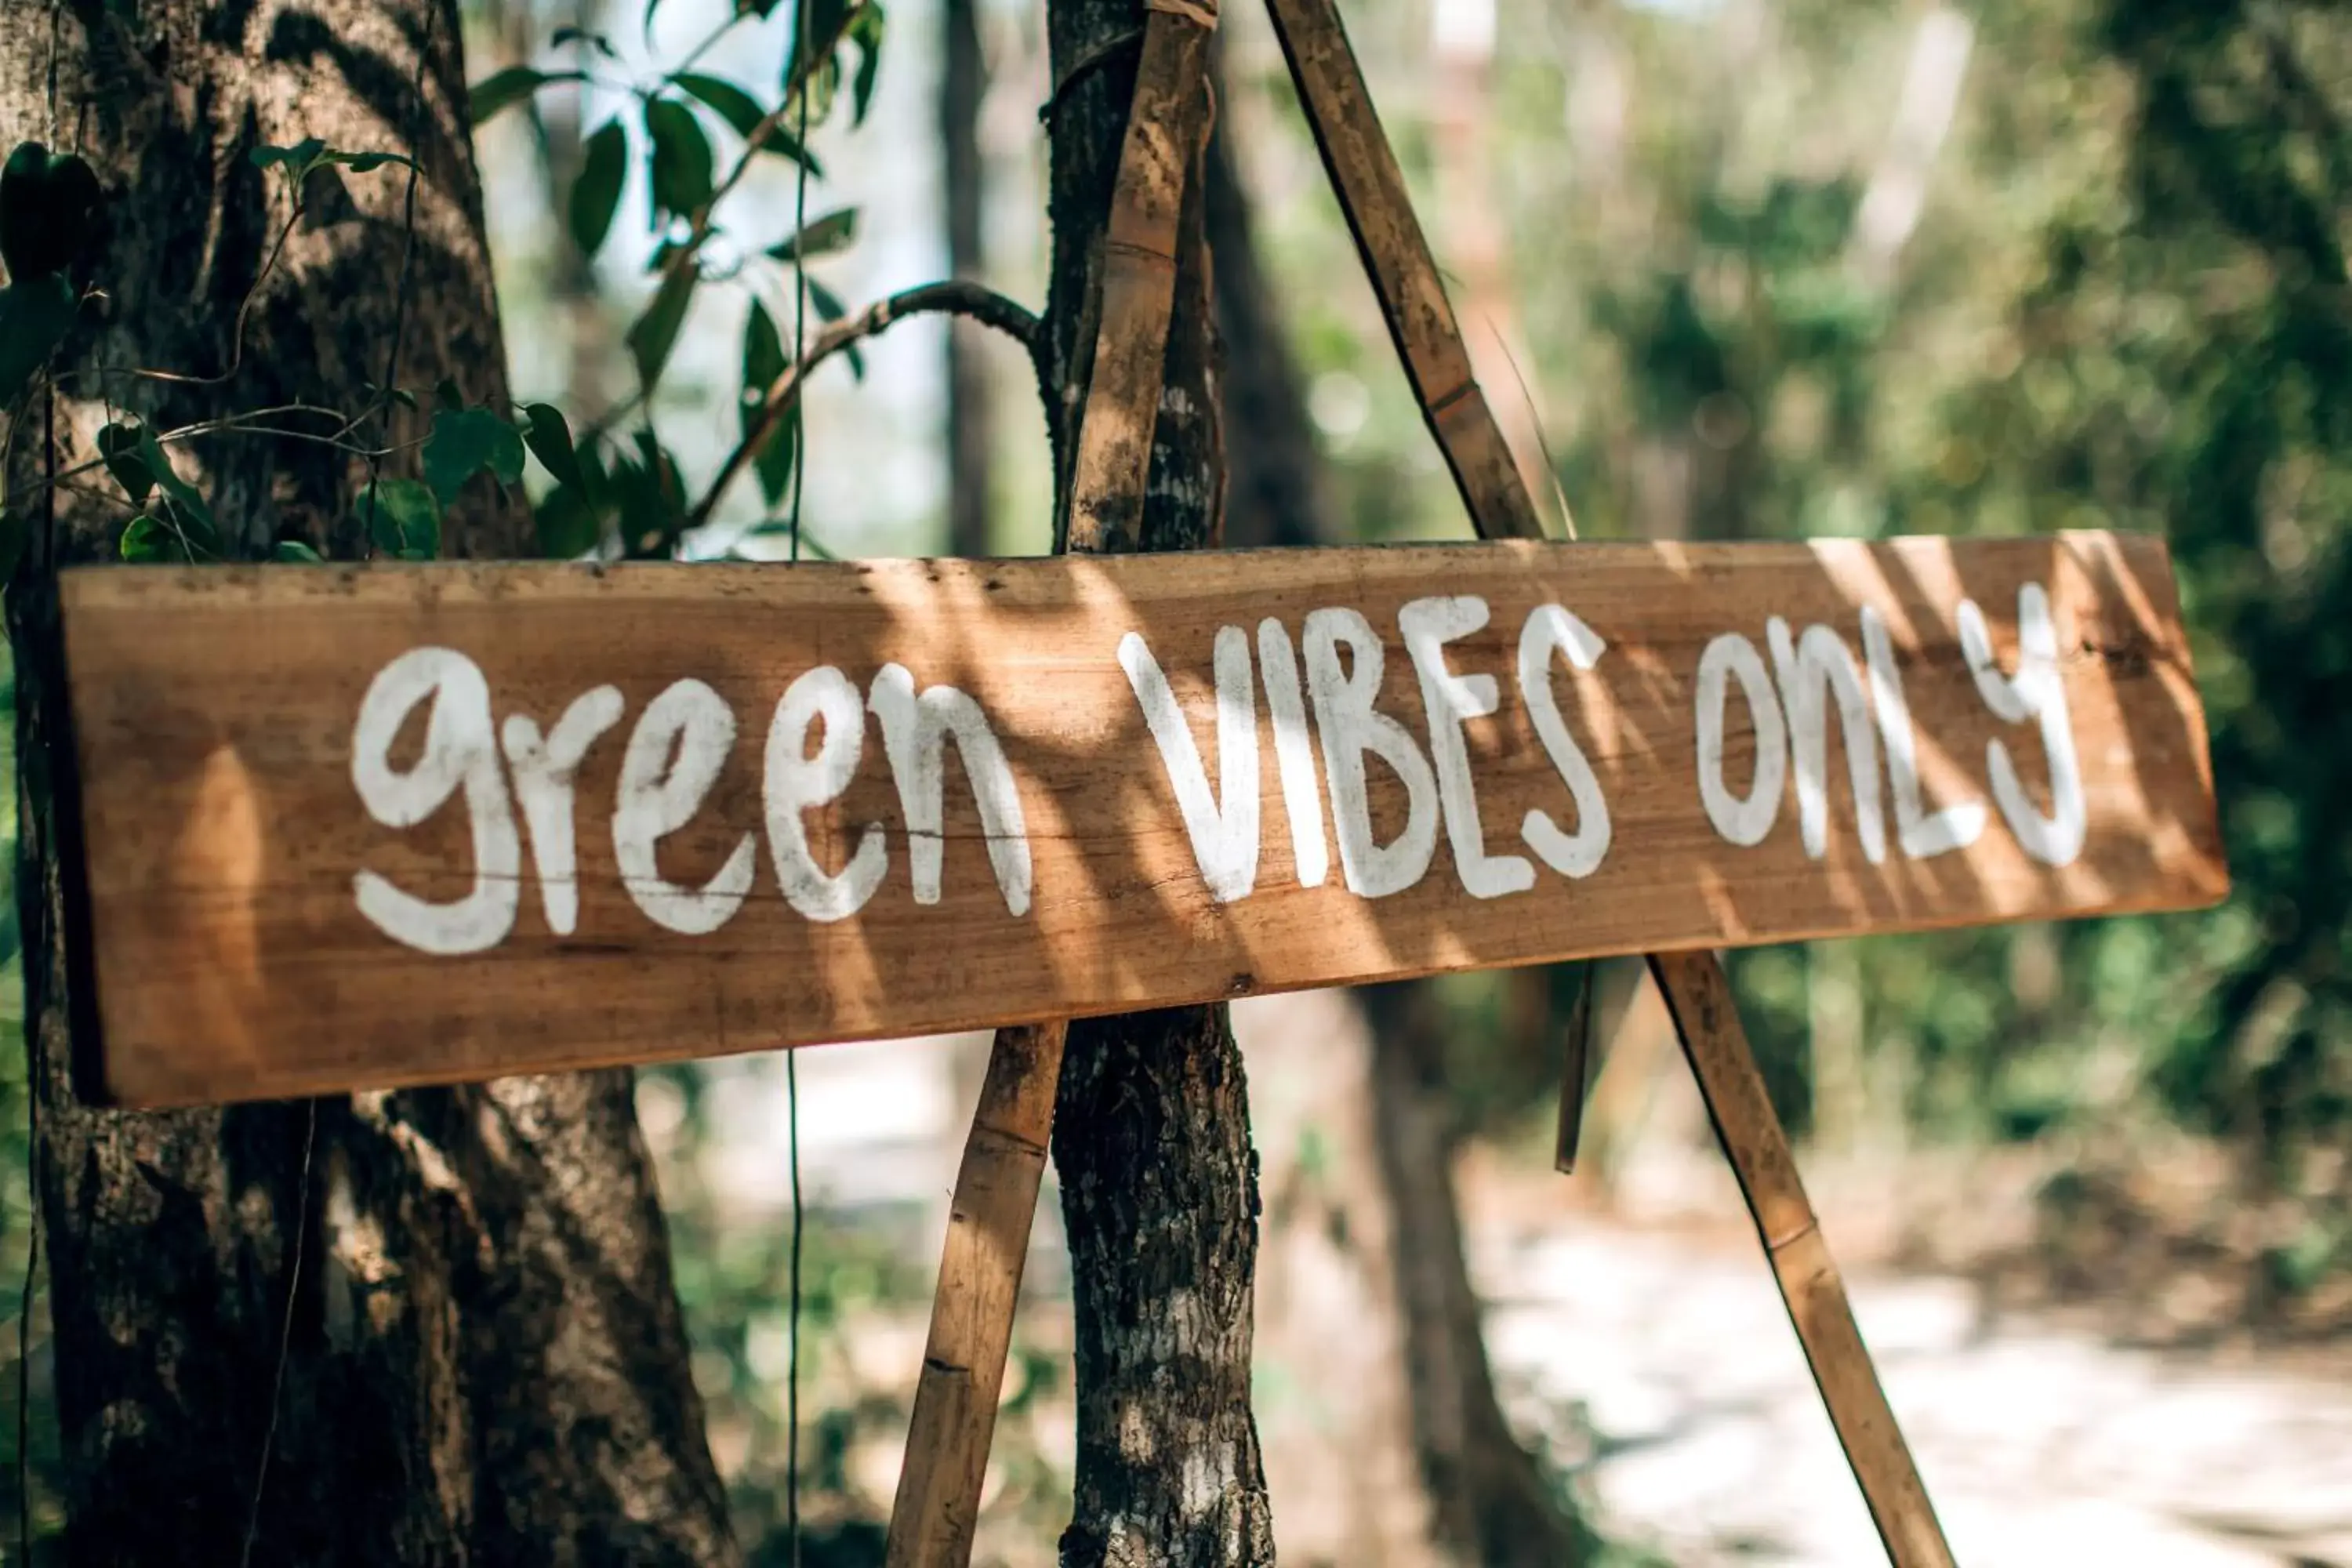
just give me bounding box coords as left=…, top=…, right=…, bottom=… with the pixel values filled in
left=1207, top=109, right=1595, bottom=1567
left=941, top=0, right=994, bottom=557
left=1041, top=5, right=1275, bottom=1566
left=0, top=3, right=735, bottom=1562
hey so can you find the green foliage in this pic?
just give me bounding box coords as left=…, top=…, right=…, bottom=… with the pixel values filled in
left=645, top=97, right=717, bottom=221
left=468, top=67, right=588, bottom=125
left=358, top=478, right=442, bottom=561
left=610, top=430, right=690, bottom=558
left=423, top=405, right=527, bottom=504
left=100, top=420, right=219, bottom=560
left=767, top=207, right=857, bottom=263
left=569, top=119, right=629, bottom=258
left=249, top=139, right=411, bottom=183
left=845, top=3, right=887, bottom=129
left=628, top=263, right=698, bottom=390
left=0, top=273, right=75, bottom=408
left=740, top=299, right=801, bottom=506
left=0, top=143, right=101, bottom=283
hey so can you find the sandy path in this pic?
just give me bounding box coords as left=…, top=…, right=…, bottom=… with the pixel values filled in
left=1480, top=1220, right=2352, bottom=1566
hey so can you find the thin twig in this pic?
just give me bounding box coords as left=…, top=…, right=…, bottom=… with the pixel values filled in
left=236, top=1104, right=318, bottom=1568
left=136, top=205, right=307, bottom=390
left=783, top=0, right=814, bottom=1550
left=361, top=2, right=438, bottom=555
left=13, top=405, right=408, bottom=504
left=685, top=281, right=1042, bottom=535
left=17, top=1021, right=41, bottom=1565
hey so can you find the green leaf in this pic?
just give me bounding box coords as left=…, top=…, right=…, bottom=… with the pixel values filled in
left=273, top=539, right=325, bottom=562
left=423, top=406, right=527, bottom=504
left=358, top=477, right=442, bottom=559
left=644, top=97, right=716, bottom=220
left=0, top=145, right=103, bottom=281
left=249, top=136, right=326, bottom=176
left=804, top=274, right=862, bottom=379
left=805, top=273, right=849, bottom=322
left=328, top=149, right=411, bottom=174
left=675, top=72, right=767, bottom=140
left=740, top=299, right=797, bottom=506
left=118, top=515, right=185, bottom=564
left=0, top=273, right=77, bottom=406
left=520, top=402, right=590, bottom=495
left=249, top=140, right=409, bottom=180
left=766, top=206, right=857, bottom=263
left=628, top=264, right=699, bottom=390
left=434, top=377, right=466, bottom=413
left=468, top=67, right=585, bottom=125
left=96, top=421, right=153, bottom=503
left=742, top=296, right=787, bottom=395
left=848, top=2, right=885, bottom=127
left=569, top=119, right=628, bottom=258
left=533, top=483, right=604, bottom=559
left=612, top=431, right=688, bottom=558
left=673, top=74, right=824, bottom=170
left=756, top=406, right=798, bottom=508
left=783, top=0, right=858, bottom=112
left=791, top=55, right=842, bottom=131
left=125, top=423, right=218, bottom=552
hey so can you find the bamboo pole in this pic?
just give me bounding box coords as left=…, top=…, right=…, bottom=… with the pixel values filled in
left=884, top=1022, right=1068, bottom=1568
left=1259, top=0, right=1545, bottom=543
left=1650, top=953, right=1956, bottom=1568
left=1062, top=0, right=1221, bottom=555
left=885, top=3, right=1216, bottom=1561
left=1259, top=0, right=1956, bottom=1559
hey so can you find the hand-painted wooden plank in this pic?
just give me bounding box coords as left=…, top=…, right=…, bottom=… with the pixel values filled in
left=57, top=531, right=2224, bottom=1107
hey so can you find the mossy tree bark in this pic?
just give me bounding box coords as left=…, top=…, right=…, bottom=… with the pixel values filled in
left=1041, top=4, right=1276, bottom=1564
left=0, top=2, right=735, bottom=1562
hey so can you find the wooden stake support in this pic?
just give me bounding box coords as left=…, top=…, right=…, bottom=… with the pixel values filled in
left=1649, top=952, right=1955, bottom=1566
left=887, top=0, right=1965, bottom=1560
left=886, top=1022, right=1068, bottom=1567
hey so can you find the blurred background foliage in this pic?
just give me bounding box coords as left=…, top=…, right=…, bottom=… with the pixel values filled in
left=1, top=0, right=2348, bottom=1557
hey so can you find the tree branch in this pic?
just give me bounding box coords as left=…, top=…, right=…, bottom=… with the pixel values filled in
left=687, top=280, right=1047, bottom=537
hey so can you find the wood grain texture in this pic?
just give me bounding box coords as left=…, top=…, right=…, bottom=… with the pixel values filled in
left=59, top=532, right=2223, bottom=1107
left=1648, top=949, right=1957, bottom=1568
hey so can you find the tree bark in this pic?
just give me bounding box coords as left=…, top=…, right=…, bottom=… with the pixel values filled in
left=1042, top=5, right=1275, bottom=1565
left=941, top=0, right=994, bottom=557
left=0, top=2, right=735, bottom=1562
left=1209, top=106, right=1595, bottom=1568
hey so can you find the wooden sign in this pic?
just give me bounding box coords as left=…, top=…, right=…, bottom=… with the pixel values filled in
left=56, top=532, right=2225, bottom=1108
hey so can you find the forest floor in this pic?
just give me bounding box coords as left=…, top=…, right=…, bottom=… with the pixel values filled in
left=697, top=1008, right=2352, bottom=1567
left=1464, top=1047, right=2352, bottom=1568
left=1472, top=1192, right=2352, bottom=1566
